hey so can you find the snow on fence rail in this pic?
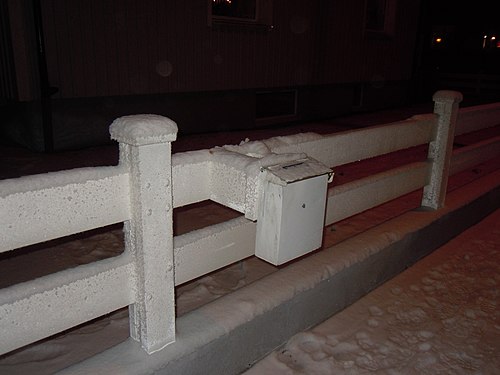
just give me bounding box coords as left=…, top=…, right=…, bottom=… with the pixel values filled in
left=1, top=91, right=499, bottom=357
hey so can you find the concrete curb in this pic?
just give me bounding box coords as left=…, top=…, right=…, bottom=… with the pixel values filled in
left=61, top=170, right=500, bottom=375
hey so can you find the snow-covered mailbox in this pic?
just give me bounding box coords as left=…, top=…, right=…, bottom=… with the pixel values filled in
left=209, top=136, right=332, bottom=266
left=256, top=158, right=332, bottom=265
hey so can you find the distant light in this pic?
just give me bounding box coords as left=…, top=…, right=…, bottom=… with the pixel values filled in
left=484, top=35, right=488, bottom=39
left=491, top=36, right=497, bottom=41
left=435, top=37, right=442, bottom=43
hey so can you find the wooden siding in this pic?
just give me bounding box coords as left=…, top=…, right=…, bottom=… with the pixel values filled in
left=39, top=0, right=420, bottom=99
left=319, top=0, right=421, bottom=84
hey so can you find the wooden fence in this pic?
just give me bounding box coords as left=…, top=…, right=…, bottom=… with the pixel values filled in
left=1, top=90, right=499, bottom=356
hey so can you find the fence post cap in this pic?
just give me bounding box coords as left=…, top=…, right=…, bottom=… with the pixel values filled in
left=432, top=90, right=463, bottom=104
left=110, top=114, right=178, bottom=146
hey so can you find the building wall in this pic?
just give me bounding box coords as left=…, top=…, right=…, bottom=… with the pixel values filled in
left=3, top=0, right=422, bottom=150
left=38, top=0, right=420, bottom=99
left=40, top=0, right=316, bottom=98
left=319, top=0, right=420, bottom=83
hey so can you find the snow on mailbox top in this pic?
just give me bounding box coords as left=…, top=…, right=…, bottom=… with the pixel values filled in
left=110, top=114, right=178, bottom=146
left=262, top=157, right=332, bottom=186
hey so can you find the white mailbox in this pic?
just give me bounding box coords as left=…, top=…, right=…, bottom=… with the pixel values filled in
left=255, top=157, right=332, bottom=265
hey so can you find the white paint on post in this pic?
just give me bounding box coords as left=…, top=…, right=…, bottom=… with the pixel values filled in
left=110, top=115, right=178, bottom=354
left=421, top=90, right=463, bottom=209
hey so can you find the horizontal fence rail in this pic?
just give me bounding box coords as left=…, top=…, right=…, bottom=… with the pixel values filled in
left=172, top=151, right=212, bottom=208
left=455, top=102, right=500, bottom=135
left=269, top=114, right=436, bottom=168
left=0, top=166, right=130, bottom=252
left=325, top=162, right=430, bottom=225
left=0, top=255, right=134, bottom=355
left=1, top=115, right=179, bottom=356
left=1, top=91, right=500, bottom=358
left=450, top=136, right=500, bottom=175
left=174, top=217, right=256, bottom=285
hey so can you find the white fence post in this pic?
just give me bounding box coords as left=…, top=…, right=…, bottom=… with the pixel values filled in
left=110, top=115, right=178, bottom=354
left=421, top=90, right=463, bottom=209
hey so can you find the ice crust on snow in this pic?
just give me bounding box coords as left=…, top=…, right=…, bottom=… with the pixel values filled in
left=223, top=139, right=271, bottom=158
left=262, top=132, right=324, bottom=150
left=245, top=208, right=500, bottom=374
left=172, top=149, right=212, bottom=166
left=212, top=133, right=322, bottom=174
left=168, top=133, right=328, bottom=216
left=209, top=134, right=329, bottom=219
left=212, top=146, right=309, bottom=176
left=220, top=132, right=323, bottom=159
left=109, top=114, right=178, bottom=145
left=0, top=166, right=126, bottom=197
left=209, top=150, right=310, bottom=219
left=213, top=132, right=330, bottom=185
left=1, top=168, right=130, bottom=253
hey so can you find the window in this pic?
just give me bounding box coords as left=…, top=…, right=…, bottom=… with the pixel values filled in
left=208, top=0, right=273, bottom=27
left=364, top=0, right=396, bottom=38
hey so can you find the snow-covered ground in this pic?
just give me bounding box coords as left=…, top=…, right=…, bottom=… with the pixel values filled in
left=245, top=208, right=500, bottom=375
left=0, top=104, right=499, bottom=374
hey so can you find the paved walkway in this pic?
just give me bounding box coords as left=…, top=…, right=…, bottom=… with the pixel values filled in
left=246, top=209, right=500, bottom=374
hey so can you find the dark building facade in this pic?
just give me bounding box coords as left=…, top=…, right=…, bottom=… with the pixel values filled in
left=2, top=0, right=422, bottom=150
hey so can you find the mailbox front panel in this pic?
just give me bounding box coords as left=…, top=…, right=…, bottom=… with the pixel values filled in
left=255, top=174, right=328, bottom=265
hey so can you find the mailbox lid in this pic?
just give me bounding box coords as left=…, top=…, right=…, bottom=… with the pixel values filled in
left=263, top=157, right=332, bottom=186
